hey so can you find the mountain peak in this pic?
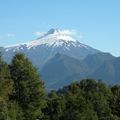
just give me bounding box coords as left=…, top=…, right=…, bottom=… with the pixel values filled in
left=33, top=28, right=77, bottom=46
left=46, top=28, right=64, bottom=36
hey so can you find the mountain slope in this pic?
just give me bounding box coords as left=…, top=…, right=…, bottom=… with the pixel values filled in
left=3, top=28, right=119, bottom=90
left=90, top=57, right=120, bottom=84
left=84, top=52, right=115, bottom=74
left=41, top=53, right=89, bottom=90
left=3, top=28, right=99, bottom=69
left=41, top=52, right=118, bottom=90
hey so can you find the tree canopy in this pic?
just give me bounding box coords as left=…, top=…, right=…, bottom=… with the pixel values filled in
left=0, top=53, right=120, bottom=120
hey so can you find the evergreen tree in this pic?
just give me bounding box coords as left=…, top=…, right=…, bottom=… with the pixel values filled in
left=44, top=91, right=65, bottom=120
left=10, top=53, right=46, bottom=120
left=110, top=85, right=120, bottom=117
left=63, top=83, right=86, bottom=120
left=79, top=79, right=114, bottom=119
left=8, top=101, right=24, bottom=120
left=0, top=55, right=13, bottom=100
left=0, top=54, right=14, bottom=120
left=81, top=106, right=98, bottom=120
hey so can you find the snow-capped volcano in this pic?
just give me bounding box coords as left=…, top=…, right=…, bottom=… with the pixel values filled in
left=3, top=28, right=100, bottom=69
left=26, top=28, right=77, bottom=48
left=5, top=28, right=87, bottom=49
left=2, top=28, right=120, bottom=91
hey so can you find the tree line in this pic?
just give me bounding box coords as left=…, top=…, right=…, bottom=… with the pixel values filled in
left=0, top=53, right=120, bottom=120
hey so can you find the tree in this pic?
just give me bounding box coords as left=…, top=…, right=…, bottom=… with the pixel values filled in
left=45, top=96, right=65, bottom=120
left=8, top=101, right=24, bottom=120
left=110, top=85, right=120, bottom=117
left=81, top=106, right=98, bottom=120
left=62, top=83, right=86, bottom=120
left=10, top=53, right=46, bottom=120
left=0, top=56, right=13, bottom=100
left=0, top=54, right=14, bottom=120
left=79, top=79, right=114, bottom=120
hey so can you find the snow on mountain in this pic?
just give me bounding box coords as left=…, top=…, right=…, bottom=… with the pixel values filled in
left=4, top=28, right=90, bottom=50
left=3, top=28, right=100, bottom=69
left=26, top=29, right=77, bottom=48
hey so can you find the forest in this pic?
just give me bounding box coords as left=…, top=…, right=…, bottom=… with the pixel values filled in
left=0, top=53, right=120, bottom=120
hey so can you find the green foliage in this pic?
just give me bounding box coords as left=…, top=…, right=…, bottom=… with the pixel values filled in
left=79, top=79, right=113, bottom=119
left=81, top=106, right=98, bottom=120
left=110, top=85, right=120, bottom=117
left=0, top=55, right=14, bottom=120
left=0, top=53, right=120, bottom=120
left=0, top=57, right=13, bottom=100
left=10, top=53, right=46, bottom=120
left=62, top=83, right=86, bottom=120
left=46, top=79, right=120, bottom=120
left=8, top=102, right=24, bottom=120
left=0, top=97, right=8, bottom=120
left=44, top=91, right=65, bottom=120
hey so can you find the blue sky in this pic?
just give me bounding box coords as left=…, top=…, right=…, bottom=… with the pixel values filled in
left=0, top=0, right=120, bottom=56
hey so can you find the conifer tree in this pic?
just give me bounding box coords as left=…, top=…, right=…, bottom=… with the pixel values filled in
left=81, top=106, right=98, bottom=120
left=0, top=53, right=13, bottom=120
left=10, top=53, right=46, bottom=120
